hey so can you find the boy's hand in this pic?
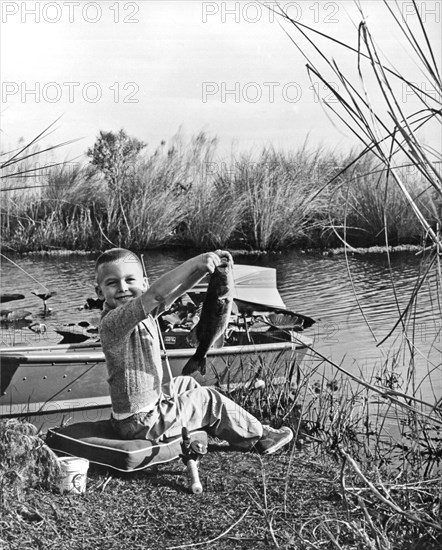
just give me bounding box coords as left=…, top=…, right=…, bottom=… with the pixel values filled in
left=214, top=250, right=233, bottom=266
left=201, top=250, right=233, bottom=273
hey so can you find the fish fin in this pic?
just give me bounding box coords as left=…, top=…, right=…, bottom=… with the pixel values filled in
left=212, top=334, right=225, bottom=349
left=182, top=356, right=207, bottom=376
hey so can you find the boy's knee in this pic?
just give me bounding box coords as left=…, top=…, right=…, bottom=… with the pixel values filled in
left=174, top=375, right=200, bottom=391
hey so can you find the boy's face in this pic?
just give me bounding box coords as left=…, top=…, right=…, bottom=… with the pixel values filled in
left=95, top=257, right=148, bottom=309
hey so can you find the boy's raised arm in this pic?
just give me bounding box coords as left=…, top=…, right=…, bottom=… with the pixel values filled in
left=141, top=251, right=231, bottom=314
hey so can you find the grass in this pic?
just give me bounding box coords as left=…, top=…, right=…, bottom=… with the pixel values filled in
left=327, top=156, right=439, bottom=248
left=216, top=146, right=332, bottom=251
left=1, top=398, right=440, bottom=550
left=0, top=446, right=352, bottom=550
left=1, top=134, right=437, bottom=253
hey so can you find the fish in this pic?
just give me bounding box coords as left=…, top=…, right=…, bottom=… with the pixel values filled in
left=182, top=256, right=234, bottom=376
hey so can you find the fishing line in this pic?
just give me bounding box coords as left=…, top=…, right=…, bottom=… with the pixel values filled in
left=140, top=255, right=179, bottom=409
left=36, top=362, right=100, bottom=414
left=0, top=252, right=50, bottom=292
left=139, top=257, right=202, bottom=488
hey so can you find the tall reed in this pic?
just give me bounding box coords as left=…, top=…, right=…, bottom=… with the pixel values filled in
left=2, top=129, right=438, bottom=252
left=328, top=154, right=439, bottom=246
left=219, top=146, right=334, bottom=250
left=262, top=0, right=442, bottom=545
left=159, top=132, right=246, bottom=248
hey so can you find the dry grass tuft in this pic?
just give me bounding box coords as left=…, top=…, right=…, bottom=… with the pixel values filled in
left=0, top=419, right=60, bottom=504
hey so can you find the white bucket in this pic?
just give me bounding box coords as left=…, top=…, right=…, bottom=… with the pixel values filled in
left=57, top=456, right=89, bottom=494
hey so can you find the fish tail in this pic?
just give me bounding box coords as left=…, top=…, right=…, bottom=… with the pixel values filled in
left=182, top=356, right=207, bottom=376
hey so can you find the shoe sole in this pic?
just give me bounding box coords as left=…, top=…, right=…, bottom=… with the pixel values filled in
left=261, top=429, right=294, bottom=455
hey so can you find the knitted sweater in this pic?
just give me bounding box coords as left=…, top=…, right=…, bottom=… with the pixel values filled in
left=99, top=298, right=163, bottom=416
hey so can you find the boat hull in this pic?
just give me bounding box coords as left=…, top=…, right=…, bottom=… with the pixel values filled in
left=0, top=335, right=311, bottom=430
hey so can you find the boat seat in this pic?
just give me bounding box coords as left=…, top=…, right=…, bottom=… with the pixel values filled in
left=46, top=420, right=207, bottom=472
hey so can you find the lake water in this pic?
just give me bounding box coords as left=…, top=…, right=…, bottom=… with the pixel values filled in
left=1, top=249, right=440, bottom=406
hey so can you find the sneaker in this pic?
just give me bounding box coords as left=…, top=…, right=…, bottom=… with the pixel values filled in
left=254, top=426, right=293, bottom=455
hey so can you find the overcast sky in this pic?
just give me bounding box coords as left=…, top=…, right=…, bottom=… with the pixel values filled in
left=1, top=0, right=440, bottom=163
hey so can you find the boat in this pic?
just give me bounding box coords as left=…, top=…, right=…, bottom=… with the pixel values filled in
left=0, top=265, right=314, bottom=430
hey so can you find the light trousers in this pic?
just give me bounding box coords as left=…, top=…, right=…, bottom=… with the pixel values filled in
left=111, top=376, right=263, bottom=449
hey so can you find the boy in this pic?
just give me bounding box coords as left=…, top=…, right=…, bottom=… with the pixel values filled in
left=95, top=248, right=293, bottom=454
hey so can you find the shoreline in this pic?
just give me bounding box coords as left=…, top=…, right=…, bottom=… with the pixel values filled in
left=316, top=243, right=425, bottom=256
left=2, top=243, right=426, bottom=258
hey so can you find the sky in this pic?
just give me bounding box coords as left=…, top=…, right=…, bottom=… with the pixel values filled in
left=0, top=0, right=441, bottom=164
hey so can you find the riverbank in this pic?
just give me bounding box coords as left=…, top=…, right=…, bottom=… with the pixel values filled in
left=3, top=243, right=427, bottom=258
left=2, top=435, right=441, bottom=550
left=319, top=244, right=426, bottom=256
left=2, top=448, right=339, bottom=550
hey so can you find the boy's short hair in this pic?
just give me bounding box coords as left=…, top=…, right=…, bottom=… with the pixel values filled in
left=95, top=248, right=143, bottom=273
